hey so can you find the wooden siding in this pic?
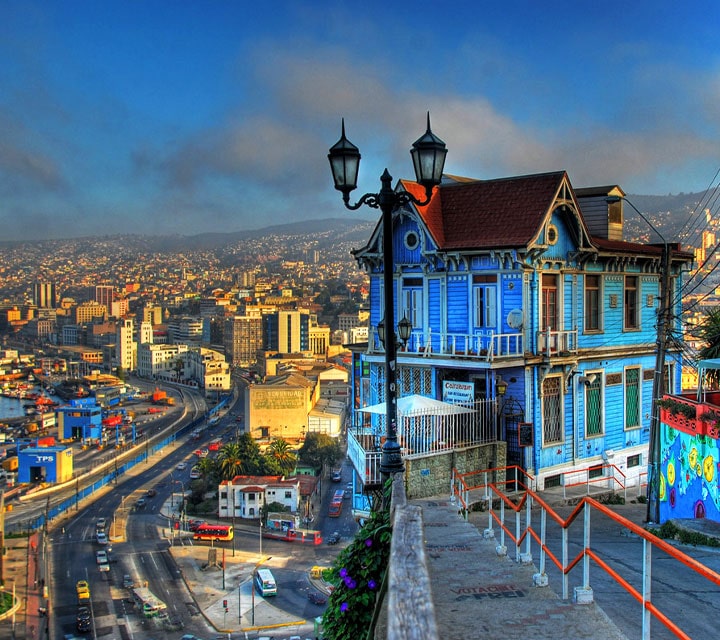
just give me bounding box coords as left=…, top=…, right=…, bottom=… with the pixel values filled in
left=446, top=276, right=469, bottom=335
left=500, top=274, right=523, bottom=334
left=428, top=278, right=442, bottom=338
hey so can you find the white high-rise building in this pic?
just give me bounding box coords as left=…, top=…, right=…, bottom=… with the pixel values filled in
left=116, top=318, right=136, bottom=372
left=139, top=321, right=154, bottom=345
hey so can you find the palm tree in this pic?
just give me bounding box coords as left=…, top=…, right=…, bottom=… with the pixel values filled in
left=217, top=442, right=244, bottom=480
left=265, top=438, right=297, bottom=475
left=196, top=456, right=216, bottom=478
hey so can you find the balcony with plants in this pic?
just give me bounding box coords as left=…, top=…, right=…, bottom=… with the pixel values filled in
left=658, top=393, right=720, bottom=439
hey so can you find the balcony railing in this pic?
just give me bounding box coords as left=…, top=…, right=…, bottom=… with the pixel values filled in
left=536, top=327, right=578, bottom=356
left=348, top=398, right=499, bottom=486
left=369, top=327, right=524, bottom=360
left=658, top=392, right=720, bottom=438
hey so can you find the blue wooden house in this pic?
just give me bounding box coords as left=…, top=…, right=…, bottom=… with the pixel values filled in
left=347, top=171, right=694, bottom=508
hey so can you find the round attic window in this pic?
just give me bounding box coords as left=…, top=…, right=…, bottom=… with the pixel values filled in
left=404, top=231, right=420, bottom=250
left=547, top=224, right=558, bottom=245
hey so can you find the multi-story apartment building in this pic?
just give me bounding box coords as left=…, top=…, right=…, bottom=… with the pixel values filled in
left=116, top=318, right=136, bottom=372
left=74, top=301, right=107, bottom=324
left=183, top=347, right=231, bottom=394
left=348, top=172, right=694, bottom=507
left=136, top=343, right=189, bottom=379
left=138, top=321, right=153, bottom=345
left=95, top=285, right=114, bottom=310
left=33, top=282, right=56, bottom=309
left=224, top=315, right=263, bottom=367
left=142, top=305, right=163, bottom=325
left=167, top=317, right=203, bottom=345
left=263, top=310, right=309, bottom=354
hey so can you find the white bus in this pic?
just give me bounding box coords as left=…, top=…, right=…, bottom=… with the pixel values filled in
left=254, top=568, right=277, bottom=596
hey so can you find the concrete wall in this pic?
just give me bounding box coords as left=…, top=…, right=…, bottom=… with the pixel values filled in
left=404, top=442, right=506, bottom=500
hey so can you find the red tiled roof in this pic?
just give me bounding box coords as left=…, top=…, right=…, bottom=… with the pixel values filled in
left=402, top=171, right=567, bottom=250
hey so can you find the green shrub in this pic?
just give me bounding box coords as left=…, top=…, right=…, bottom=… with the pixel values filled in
left=322, top=485, right=392, bottom=640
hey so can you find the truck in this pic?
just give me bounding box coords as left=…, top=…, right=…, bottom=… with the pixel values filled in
left=2, top=457, right=18, bottom=472
left=132, top=586, right=167, bottom=617
left=151, top=388, right=175, bottom=406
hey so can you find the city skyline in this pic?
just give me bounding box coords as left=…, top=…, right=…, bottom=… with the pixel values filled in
left=2, top=1, right=719, bottom=241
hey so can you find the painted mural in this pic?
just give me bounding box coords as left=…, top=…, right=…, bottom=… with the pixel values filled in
left=659, top=426, right=720, bottom=523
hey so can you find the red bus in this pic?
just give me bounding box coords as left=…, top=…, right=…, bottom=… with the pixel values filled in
left=193, top=524, right=234, bottom=541
left=329, top=490, right=344, bottom=517
left=263, top=528, right=323, bottom=545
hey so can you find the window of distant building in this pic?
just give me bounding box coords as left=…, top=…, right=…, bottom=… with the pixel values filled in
left=624, top=276, right=639, bottom=330
left=472, top=275, right=497, bottom=329
left=584, top=274, right=601, bottom=332
left=624, top=367, right=641, bottom=430
left=542, top=376, right=563, bottom=445
left=541, top=274, right=559, bottom=331
left=585, top=373, right=603, bottom=438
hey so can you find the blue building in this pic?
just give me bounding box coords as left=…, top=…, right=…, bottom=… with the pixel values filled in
left=56, top=398, right=103, bottom=442
left=348, top=171, right=693, bottom=504
left=18, top=446, right=73, bottom=483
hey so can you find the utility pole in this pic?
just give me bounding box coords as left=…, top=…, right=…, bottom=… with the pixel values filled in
left=648, top=242, right=672, bottom=524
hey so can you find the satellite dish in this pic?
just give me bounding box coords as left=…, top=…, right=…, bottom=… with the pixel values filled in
left=507, top=309, right=524, bottom=330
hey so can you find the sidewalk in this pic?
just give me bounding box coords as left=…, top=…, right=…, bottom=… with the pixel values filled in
left=415, top=497, right=628, bottom=640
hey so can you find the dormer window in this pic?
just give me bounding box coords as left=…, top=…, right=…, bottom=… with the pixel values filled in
left=404, top=231, right=420, bottom=250
left=547, top=224, right=558, bottom=245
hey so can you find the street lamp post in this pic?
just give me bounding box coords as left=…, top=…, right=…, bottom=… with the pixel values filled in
left=329, top=114, right=447, bottom=479
left=607, top=196, right=672, bottom=525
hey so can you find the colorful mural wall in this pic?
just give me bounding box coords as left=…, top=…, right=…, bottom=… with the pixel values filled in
left=659, top=425, right=720, bottom=523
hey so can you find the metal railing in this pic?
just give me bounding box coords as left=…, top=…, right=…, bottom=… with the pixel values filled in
left=451, top=466, right=720, bottom=640
left=368, top=327, right=524, bottom=360
left=536, top=327, right=578, bottom=356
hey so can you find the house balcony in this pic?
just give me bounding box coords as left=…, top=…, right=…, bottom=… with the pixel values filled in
left=368, top=327, right=524, bottom=361
left=367, top=327, right=578, bottom=361
left=536, top=327, right=578, bottom=357
left=658, top=392, right=720, bottom=439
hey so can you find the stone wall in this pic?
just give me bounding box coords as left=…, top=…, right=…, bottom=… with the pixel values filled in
left=404, top=442, right=506, bottom=500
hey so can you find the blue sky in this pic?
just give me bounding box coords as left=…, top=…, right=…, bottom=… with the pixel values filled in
left=1, top=1, right=719, bottom=241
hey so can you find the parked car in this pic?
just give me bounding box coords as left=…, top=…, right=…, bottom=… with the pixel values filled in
left=95, top=517, right=106, bottom=530
left=76, top=606, right=91, bottom=622
left=96, top=531, right=108, bottom=545
left=308, top=592, right=327, bottom=605
left=331, top=470, right=342, bottom=482
left=76, top=617, right=91, bottom=632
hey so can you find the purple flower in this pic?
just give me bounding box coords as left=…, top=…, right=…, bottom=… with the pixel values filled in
left=339, top=568, right=348, bottom=578
left=367, top=579, right=377, bottom=590
left=343, top=576, right=356, bottom=589
left=340, top=602, right=349, bottom=612
left=365, top=538, right=373, bottom=547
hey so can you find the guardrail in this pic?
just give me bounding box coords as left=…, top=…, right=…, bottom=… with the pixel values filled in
left=452, top=467, right=720, bottom=639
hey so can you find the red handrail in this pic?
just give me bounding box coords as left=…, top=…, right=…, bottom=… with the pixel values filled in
left=454, top=466, right=720, bottom=639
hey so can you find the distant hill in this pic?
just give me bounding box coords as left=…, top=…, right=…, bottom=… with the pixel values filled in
left=147, top=218, right=374, bottom=252
left=0, top=191, right=710, bottom=251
